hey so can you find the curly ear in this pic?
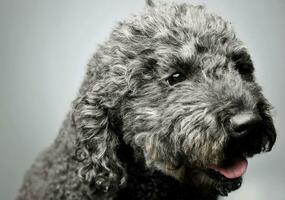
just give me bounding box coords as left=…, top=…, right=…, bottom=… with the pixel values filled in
left=72, top=64, right=128, bottom=194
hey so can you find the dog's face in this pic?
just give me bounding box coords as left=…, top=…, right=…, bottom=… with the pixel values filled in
left=118, top=3, right=276, bottom=196
left=74, top=2, right=276, bottom=196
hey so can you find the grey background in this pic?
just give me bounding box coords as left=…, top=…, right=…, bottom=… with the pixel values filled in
left=0, top=0, right=284, bottom=199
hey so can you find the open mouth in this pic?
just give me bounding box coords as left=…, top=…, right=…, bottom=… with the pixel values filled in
left=208, top=157, right=248, bottom=179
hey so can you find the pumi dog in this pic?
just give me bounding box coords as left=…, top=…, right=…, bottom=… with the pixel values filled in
left=17, top=1, right=276, bottom=199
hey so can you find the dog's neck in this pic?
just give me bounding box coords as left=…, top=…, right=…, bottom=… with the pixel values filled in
left=115, top=141, right=218, bottom=200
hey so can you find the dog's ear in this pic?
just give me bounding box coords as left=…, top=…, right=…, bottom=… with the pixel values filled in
left=72, top=65, right=128, bottom=194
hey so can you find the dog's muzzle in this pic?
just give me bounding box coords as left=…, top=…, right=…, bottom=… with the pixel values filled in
left=227, top=111, right=276, bottom=157
left=207, top=111, right=276, bottom=181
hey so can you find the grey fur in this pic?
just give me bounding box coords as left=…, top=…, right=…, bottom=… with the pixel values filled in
left=17, top=1, right=276, bottom=200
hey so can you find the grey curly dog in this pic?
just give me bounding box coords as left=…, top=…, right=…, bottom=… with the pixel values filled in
left=17, top=1, right=276, bottom=200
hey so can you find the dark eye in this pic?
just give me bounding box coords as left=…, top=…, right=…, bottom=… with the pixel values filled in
left=235, top=63, right=254, bottom=75
left=166, top=72, right=186, bottom=86
left=231, top=52, right=254, bottom=75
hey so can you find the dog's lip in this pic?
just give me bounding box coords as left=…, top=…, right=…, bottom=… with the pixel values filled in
left=208, top=157, right=248, bottom=179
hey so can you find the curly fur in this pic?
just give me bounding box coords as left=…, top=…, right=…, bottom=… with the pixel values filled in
left=17, top=1, right=276, bottom=200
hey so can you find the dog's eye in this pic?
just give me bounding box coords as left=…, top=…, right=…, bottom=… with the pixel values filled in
left=166, top=72, right=186, bottom=85
left=235, top=63, right=254, bottom=75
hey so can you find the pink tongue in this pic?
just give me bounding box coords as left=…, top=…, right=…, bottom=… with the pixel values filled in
left=210, top=157, right=248, bottom=179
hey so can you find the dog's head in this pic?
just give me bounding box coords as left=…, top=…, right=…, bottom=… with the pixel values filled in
left=73, top=1, right=276, bottom=196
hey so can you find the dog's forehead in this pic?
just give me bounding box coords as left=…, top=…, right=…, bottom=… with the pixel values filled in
left=150, top=35, right=249, bottom=77
left=114, top=3, right=252, bottom=79
left=136, top=4, right=249, bottom=74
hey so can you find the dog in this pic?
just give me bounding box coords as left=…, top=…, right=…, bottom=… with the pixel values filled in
left=17, top=1, right=276, bottom=199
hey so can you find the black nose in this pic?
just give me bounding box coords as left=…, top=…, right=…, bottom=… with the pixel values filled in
left=230, top=112, right=263, bottom=139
